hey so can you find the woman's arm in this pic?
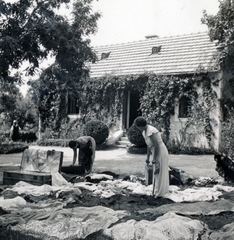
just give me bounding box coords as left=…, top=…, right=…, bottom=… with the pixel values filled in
left=146, top=146, right=151, bottom=164
left=149, top=133, right=161, bottom=172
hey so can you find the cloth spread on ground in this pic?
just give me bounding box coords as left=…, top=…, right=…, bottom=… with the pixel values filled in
left=1, top=173, right=234, bottom=239
left=3, top=173, right=234, bottom=203
left=104, top=211, right=207, bottom=240
left=209, top=222, right=234, bottom=239
left=138, top=199, right=234, bottom=216
left=8, top=206, right=129, bottom=240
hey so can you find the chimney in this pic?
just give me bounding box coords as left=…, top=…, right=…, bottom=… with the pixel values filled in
left=145, top=35, right=159, bottom=39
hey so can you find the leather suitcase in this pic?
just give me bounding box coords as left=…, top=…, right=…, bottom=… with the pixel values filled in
left=3, top=149, right=63, bottom=186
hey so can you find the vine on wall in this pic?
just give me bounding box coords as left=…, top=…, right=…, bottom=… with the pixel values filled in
left=79, top=74, right=148, bottom=127
left=77, top=72, right=218, bottom=148
left=140, top=73, right=219, bottom=147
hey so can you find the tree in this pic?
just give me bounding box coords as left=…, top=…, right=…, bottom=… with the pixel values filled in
left=202, top=0, right=234, bottom=73
left=202, top=0, right=234, bottom=110
left=1, top=0, right=101, bottom=132
left=202, top=0, right=234, bottom=155
left=0, top=82, right=38, bottom=131
left=0, top=0, right=100, bottom=82
left=0, top=82, right=21, bottom=124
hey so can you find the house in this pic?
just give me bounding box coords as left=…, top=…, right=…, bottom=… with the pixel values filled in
left=75, top=32, right=223, bottom=150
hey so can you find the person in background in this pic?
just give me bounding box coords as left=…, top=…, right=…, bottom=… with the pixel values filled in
left=68, top=136, right=96, bottom=174
left=134, top=116, right=169, bottom=197
left=10, top=120, right=20, bottom=142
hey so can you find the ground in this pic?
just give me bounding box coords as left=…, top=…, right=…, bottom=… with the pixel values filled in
left=0, top=146, right=234, bottom=239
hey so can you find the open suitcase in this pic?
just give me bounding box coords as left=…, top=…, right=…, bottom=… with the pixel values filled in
left=3, top=148, right=63, bottom=186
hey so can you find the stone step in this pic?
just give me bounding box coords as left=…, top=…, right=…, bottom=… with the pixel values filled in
left=120, top=136, right=129, bottom=141
left=118, top=140, right=130, bottom=145
left=116, top=144, right=128, bottom=148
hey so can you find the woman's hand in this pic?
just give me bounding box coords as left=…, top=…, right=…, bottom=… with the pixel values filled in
left=145, top=159, right=150, bottom=165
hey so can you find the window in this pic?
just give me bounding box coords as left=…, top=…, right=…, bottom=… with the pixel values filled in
left=151, top=46, right=162, bottom=54
left=68, top=97, right=79, bottom=114
left=179, top=96, right=191, bottom=118
left=100, top=52, right=111, bottom=60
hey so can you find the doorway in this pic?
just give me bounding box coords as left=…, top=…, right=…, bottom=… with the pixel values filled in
left=123, top=90, right=141, bottom=129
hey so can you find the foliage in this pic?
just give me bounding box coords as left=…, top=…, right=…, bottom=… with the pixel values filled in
left=14, top=93, right=39, bottom=131
left=140, top=74, right=218, bottom=147
left=127, top=124, right=146, bottom=147
left=0, top=131, right=10, bottom=143
left=29, top=64, right=69, bottom=132
left=0, top=0, right=100, bottom=82
left=20, top=131, right=37, bottom=143
left=84, top=120, right=109, bottom=145
left=28, top=0, right=100, bottom=130
left=80, top=74, right=148, bottom=125
left=0, top=82, right=22, bottom=123
left=202, top=0, right=234, bottom=68
left=0, top=130, right=37, bottom=143
left=0, top=84, right=38, bottom=135
left=58, top=118, right=85, bottom=139
left=37, top=139, right=70, bottom=147
left=0, top=0, right=100, bottom=131
left=79, top=73, right=218, bottom=149
left=202, top=0, right=234, bottom=108
left=202, top=0, right=234, bottom=154
left=127, top=145, right=147, bottom=154
left=219, top=107, right=234, bottom=158
left=0, top=143, right=28, bottom=154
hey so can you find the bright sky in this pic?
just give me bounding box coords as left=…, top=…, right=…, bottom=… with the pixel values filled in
left=90, top=0, right=220, bottom=46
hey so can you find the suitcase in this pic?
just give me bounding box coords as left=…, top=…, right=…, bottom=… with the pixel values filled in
left=145, top=164, right=153, bottom=185
left=3, top=149, right=63, bottom=186
left=3, top=170, right=52, bottom=186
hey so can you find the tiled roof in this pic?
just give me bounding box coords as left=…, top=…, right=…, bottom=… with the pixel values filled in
left=89, top=32, right=220, bottom=79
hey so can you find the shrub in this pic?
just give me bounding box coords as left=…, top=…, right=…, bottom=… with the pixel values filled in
left=20, top=131, right=37, bottom=143
left=84, top=120, right=109, bottom=145
left=127, top=145, right=147, bottom=154
left=0, top=143, right=28, bottom=154
left=127, top=124, right=146, bottom=147
left=219, top=108, right=234, bottom=158
left=37, top=139, right=70, bottom=147
left=0, top=131, right=10, bottom=143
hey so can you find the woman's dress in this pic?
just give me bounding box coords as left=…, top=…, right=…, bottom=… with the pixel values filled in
left=143, top=125, right=169, bottom=197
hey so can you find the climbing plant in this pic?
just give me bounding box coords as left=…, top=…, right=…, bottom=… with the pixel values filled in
left=77, top=72, right=219, bottom=149
left=79, top=74, right=148, bottom=126
left=140, top=73, right=219, bottom=148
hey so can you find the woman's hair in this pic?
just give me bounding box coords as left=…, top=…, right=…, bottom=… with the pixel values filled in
left=134, top=116, right=147, bottom=127
left=68, top=140, right=77, bottom=149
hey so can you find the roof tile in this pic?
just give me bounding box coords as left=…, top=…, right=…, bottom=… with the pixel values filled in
left=89, top=32, right=219, bottom=78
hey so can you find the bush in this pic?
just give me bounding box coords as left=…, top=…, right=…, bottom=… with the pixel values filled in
left=167, top=145, right=215, bottom=155
left=37, top=139, right=70, bottom=147
left=0, top=131, right=10, bottom=143
left=127, top=124, right=146, bottom=147
left=84, top=120, right=109, bottom=145
left=219, top=108, right=234, bottom=158
left=20, top=131, right=37, bottom=143
left=0, top=143, right=28, bottom=154
left=127, top=145, right=147, bottom=154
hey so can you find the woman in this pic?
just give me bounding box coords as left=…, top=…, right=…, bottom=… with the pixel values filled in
left=10, top=120, right=20, bottom=142
left=68, top=136, right=96, bottom=174
left=134, top=116, right=169, bottom=197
